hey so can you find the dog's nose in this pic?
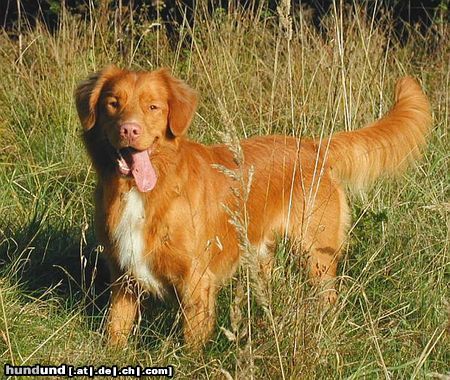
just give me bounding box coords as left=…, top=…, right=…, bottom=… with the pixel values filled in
left=119, top=123, right=141, bottom=142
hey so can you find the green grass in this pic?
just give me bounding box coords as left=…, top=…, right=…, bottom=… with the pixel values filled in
left=0, top=3, right=449, bottom=379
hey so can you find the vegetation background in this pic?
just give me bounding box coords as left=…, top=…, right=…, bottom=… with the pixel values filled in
left=0, top=0, right=448, bottom=378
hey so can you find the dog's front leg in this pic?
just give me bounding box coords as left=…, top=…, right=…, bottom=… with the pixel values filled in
left=181, top=270, right=217, bottom=349
left=106, top=276, right=139, bottom=348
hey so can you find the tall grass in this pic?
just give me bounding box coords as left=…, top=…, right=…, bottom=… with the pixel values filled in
left=0, top=2, right=449, bottom=379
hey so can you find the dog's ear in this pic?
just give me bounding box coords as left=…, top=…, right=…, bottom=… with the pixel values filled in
left=75, top=65, right=122, bottom=131
left=157, top=68, right=198, bottom=137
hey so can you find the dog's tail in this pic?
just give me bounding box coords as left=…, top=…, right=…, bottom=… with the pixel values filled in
left=322, top=77, right=431, bottom=189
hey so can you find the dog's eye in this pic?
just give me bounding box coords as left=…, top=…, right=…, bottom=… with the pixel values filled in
left=149, top=105, right=158, bottom=111
left=107, top=99, right=119, bottom=109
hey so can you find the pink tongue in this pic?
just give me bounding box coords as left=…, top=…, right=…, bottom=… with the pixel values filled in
left=130, top=150, right=157, bottom=192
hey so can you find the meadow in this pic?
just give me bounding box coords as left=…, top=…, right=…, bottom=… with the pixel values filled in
left=0, top=2, right=449, bottom=379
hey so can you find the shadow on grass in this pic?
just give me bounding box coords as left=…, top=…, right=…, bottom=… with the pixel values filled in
left=0, top=216, right=110, bottom=321
left=0, top=213, right=182, bottom=349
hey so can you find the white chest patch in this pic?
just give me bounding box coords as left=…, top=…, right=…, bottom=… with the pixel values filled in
left=112, top=187, right=163, bottom=297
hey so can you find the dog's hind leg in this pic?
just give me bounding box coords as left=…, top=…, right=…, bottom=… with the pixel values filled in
left=307, top=245, right=341, bottom=304
left=308, top=184, right=349, bottom=305
left=292, top=180, right=349, bottom=305
left=256, top=238, right=276, bottom=281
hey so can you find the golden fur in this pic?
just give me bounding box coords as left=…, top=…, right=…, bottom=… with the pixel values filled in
left=75, top=67, right=431, bottom=348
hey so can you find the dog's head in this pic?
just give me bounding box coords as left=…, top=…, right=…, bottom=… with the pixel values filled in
left=75, top=66, right=198, bottom=191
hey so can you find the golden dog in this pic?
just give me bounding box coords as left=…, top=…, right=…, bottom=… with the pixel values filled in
left=75, top=67, right=431, bottom=348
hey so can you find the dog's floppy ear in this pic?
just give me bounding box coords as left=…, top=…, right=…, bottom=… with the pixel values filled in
left=75, top=65, right=122, bottom=131
left=156, top=68, right=198, bottom=137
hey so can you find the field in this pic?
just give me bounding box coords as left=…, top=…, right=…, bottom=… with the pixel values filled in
left=0, top=2, right=449, bottom=379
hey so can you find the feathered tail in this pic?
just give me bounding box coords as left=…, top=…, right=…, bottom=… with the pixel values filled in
left=324, top=77, right=432, bottom=189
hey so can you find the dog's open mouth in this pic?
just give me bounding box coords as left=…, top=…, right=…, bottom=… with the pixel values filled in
left=116, top=147, right=157, bottom=192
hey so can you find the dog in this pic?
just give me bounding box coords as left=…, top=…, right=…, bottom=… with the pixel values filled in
left=75, top=66, right=431, bottom=348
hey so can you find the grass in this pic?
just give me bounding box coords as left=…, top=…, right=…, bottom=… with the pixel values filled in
left=0, top=2, right=449, bottom=379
